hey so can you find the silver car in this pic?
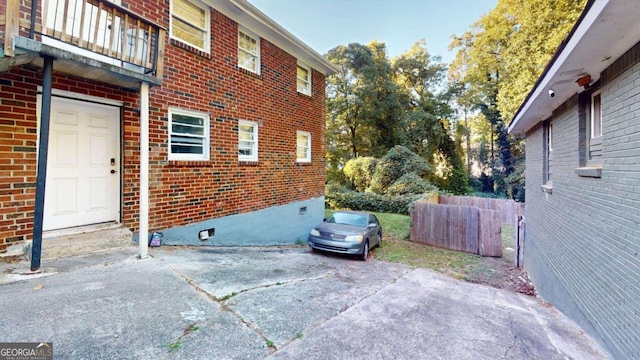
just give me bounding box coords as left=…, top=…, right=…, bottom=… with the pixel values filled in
left=308, top=211, right=382, bottom=261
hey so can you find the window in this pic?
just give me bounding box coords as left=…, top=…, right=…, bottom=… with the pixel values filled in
left=544, top=120, right=553, bottom=183
left=238, top=28, right=260, bottom=74
left=541, top=119, right=553, bottom=194
left=588, top=91, right=603, bottom=164
left=170, top=0, right=210, bottom=52
left=168, top=108, right=210, bottom=161
left=238, top=120, right=258, bottom=161
left=297, top=62, right=311, bottom=95
left=296, top=131, right=311, bottom=162
left=591, top=92, right=602, bottom=138
left=576, top=90, right=603, bottom=177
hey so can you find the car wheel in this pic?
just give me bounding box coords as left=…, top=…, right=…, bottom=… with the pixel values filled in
left=359, top=240, right=369, bottom=261
left=378, top=230, right=383, bottom=247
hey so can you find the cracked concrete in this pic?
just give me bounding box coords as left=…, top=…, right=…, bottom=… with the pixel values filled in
left=0, top=246, right=610, bottom=359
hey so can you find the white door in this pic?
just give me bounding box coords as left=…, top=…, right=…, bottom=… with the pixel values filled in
left=43, top=97, right=120, bottom=231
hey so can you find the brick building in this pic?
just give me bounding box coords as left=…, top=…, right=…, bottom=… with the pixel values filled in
left=508, top=0, right=640, bottom=357
left=0, top=0, right=336, bottom=257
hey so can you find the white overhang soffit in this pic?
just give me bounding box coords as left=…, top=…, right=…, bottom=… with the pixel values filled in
left=508, top=0, right=640, bottom=135
left=207, top=0, right=338, bottom=76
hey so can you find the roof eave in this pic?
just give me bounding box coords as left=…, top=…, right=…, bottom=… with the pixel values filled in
left=509, top=0, right=640, bottom=135
left=207, top=0, right=338, bottom=76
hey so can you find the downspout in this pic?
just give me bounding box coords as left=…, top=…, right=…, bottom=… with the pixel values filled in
left=30, top=55, right=54, bottom=271
left=138, top=82, right=149, bottom=259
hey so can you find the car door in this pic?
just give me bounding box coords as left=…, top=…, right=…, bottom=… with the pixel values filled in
left=368, top=215, right=381, bottom=246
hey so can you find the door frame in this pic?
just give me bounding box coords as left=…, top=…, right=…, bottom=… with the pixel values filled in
left=37, top=88, right=124, bottom=232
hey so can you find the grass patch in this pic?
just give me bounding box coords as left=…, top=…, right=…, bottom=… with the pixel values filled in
left=168, top=340, right=181, bottom=352
left=324, top=208, right=523, bottom=287
left=326, top=208, right=482, bottom=279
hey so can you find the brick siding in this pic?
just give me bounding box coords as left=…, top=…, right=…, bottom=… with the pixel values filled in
left=0, top=2, right=326, bottom=252
left=524, top=43, right=640, bottom=358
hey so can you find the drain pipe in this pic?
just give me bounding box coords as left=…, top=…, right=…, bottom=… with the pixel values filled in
left=31, top=55, right=54, bottom=271
left=138, top=81, right=149, bottom=259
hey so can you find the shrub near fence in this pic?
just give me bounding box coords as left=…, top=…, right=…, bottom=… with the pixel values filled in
left=438, top=195, right=524, bottom=226
left=410, top=202, right=502, bottom=257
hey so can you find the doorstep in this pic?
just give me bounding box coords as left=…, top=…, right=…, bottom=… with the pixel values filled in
left=37, top=225, right=135, bottom=260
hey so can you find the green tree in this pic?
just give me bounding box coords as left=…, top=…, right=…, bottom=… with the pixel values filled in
left=368, top=146, right=431, bottom=195
left=449, top=0, right=585, bottom=198
left=343, top=157, right=377, bottom=192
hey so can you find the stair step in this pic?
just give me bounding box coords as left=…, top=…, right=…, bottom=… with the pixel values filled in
left=38, top=226, right=134, bottom=260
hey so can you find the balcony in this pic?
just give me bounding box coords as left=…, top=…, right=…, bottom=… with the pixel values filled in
left=1, top=0, right=165, bottom=89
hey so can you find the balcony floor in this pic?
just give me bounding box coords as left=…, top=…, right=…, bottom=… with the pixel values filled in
left=1, top=37, right=162, bottom=90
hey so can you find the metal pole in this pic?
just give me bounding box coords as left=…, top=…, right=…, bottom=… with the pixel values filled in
left=138, top=82, right=149, bottom=259
left=31, top=55, right=54, bottom=271
left=29, top=0, right=38, bottom=39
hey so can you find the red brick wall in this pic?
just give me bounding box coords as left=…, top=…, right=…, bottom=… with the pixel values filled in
left=0, top=69, right=38, bottom=253
left=0, top=2, right=327, bottom=252
left=0, top=69, right=137, bottom=253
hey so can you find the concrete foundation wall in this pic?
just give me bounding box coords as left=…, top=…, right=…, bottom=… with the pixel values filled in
left=137, top=197, right=324, bottom=246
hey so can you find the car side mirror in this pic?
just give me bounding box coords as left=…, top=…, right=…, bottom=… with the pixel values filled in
left=367, top=223, right=377, bottom=228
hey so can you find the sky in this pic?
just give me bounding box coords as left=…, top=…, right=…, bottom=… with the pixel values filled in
left=247, top=0, right=497, bottom=65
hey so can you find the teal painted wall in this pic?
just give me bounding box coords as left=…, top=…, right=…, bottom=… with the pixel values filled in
left=136, top=197, right=324, bottom=246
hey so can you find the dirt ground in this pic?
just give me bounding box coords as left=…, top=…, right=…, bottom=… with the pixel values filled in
left=468, top=254, right=536, bottom=296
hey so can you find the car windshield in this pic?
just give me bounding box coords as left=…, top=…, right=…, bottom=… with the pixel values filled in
left=327, top=212, right=367, bottom=227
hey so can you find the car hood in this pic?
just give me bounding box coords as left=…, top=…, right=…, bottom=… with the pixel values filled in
left=315, top=222, right=365, bottom=235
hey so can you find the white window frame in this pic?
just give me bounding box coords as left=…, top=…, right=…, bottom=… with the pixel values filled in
left=296, top=62, right=312, bottom=95
left=591, top=91, right=602, bottom=139
left=238, top=28, right=260, bottom=74
left=296, top=131, right=311, bottom=163
left=168, top=107, right=210, bottom=161
left=170, top=0, right=210, bottom=53
left=238, top=120, right=259, bottom=161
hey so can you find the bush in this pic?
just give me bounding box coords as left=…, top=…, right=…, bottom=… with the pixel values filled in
left=386, top=173, right=438, bottom=196
left=325, top=184, right=423, bottom=215
left=368, top=146, right=431, bottom=194
left=343, top=157, right=378, bottom=192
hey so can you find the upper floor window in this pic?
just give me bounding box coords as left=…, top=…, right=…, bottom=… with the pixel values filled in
left=238, top=28, right=260, bottom=74
left=168, top=108, right=210, bottom=161
left=238, top=120, right=258, bottom=161
left=296, top=131, right=311, bottom=162
left=297, top=62, right=312, bottom=95
left=171, top=0, right=210, bottom=52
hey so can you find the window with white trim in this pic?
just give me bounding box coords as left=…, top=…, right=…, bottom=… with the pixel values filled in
left=297, top=62, right=311, bottom=95
left=238, top=120, right=258, bottom=161
left=296, top=131, right=311, bottom=162
left=168, top=108, right=210, bottom=161
left=545, top=120, right=553, bottom=182
left=589, top=91, right=603, bottom=163
left=170, top=0, right=210, bottom=52
left=238, top=28, right=260, bottom=74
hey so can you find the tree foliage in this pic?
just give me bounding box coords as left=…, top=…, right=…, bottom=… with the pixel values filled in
left=448, top=0, right=585, bottom=198
left=343, top=156, right=377, bottom=192
left=368, top=145, right=432, bottom=195
left=326, top=40, right=467, bottom=195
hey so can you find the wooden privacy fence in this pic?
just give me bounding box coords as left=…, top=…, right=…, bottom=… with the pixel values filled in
left=410, top=202, right=502, bottom=257
left=438, top=195, right=524, bottom=226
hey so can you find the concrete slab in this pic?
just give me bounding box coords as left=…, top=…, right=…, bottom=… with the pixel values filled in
left=269, top=269, right=609, bottom=360
left=0, top=246, right=610, bottom=359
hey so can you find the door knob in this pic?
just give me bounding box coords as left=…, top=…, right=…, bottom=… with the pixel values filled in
left=111, top=170, right=116, bottom=174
